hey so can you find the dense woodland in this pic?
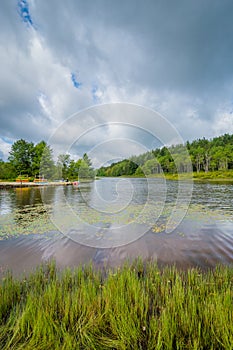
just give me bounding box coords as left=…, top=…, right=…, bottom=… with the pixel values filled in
left=97, top=133, right=233, bottom=177
left=0, top=139, right=94, bottom=180
left=0, top=134, right=233, bottom=180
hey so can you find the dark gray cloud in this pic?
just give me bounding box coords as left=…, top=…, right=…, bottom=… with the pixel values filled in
left=0, top=0, right=233, bottom=160
left=34, top=0, right=233, bottom=92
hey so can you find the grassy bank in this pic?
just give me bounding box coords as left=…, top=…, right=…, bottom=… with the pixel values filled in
left=164, top=170, right=233, bottom=182
left=0, top=261, right=232, bottom=349
left=118, top=169, right=233, bottom=182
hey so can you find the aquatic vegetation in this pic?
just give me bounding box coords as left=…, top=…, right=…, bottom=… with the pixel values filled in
left=0, top=260, right=232, bottom=349
left=0, top=199, right=232, bottom=239
left=152, top=223, right=166, bottom=233
left=0, top=204, right=56, bottom=239
left=0, top=179, right=232, bottom=240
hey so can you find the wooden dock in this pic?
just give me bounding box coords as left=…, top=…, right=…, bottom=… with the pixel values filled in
left=0, top=181, right=73, bottom=189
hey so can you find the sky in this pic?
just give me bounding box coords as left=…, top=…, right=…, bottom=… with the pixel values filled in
left=1, top=0, right=233, bottom=165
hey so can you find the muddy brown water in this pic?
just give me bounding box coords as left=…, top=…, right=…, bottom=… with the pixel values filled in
left=0, top=178, right=232, bottom=277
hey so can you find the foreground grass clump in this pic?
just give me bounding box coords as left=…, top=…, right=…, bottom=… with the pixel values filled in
left=0, top=261, right=232, bottom=349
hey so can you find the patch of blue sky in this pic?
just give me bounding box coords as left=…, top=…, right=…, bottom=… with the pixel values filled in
left=71, top=73, right=82, bottom=89
left=0, top=137, right=12, bottom=161
left=17, top=0, right=34, bottom=27
left=2, top=137, right=13, bottom=145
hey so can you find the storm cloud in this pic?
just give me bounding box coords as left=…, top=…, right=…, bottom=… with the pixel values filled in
left=0, top=0, right=233, bottom=161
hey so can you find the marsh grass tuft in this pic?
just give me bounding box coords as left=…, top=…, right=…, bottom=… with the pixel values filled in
left=0, top=260, right=232, bottom=349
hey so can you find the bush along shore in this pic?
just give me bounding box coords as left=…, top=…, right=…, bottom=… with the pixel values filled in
left=0, top=260, right=233, bottom=349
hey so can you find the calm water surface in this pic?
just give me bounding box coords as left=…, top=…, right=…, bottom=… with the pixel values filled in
left=0, top=178, right=232, bottom=276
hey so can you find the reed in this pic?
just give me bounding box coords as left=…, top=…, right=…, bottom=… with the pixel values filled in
left=0, top=260, right=232, bottom=349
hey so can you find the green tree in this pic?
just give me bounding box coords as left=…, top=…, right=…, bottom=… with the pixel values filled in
left=0, top=160, right=16, bottom=180
left=57, top=154, right=71, bottom=179
left=8, top=139, right=34, bottom=176
left=40, top=145, right=55, bottom=179
left=67, top=159, right=82, bottom=179
left=124, top=160, right=138, bottom=175
left=134, top=166, right=144, bottom=176
left=191, top=146, right=204, bottom=172
left=79, top=153, right=95, bottom=180
left=32, top=141, right=47, bottom=176
left=142, top=158, right=161, bottom=175
left=96, top=133, right=233, bottom=176
left=82, top=153, right=92, bottom=167
left=96, top=166, right=107, bottom=177
left=224, top=144, right=233, bottom=169
left=171, top=144, right=191, bottom=173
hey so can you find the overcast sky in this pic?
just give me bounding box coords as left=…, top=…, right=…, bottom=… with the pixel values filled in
left=1, top=0, right=233, bottom=164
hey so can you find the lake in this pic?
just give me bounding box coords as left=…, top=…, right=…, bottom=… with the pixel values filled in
left=0, top=178, right=233, bottom=276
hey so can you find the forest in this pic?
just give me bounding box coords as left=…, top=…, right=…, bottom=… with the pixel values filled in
left=0, top=139, right=94, bottom=180
left=0, top=133, right=233, bottom=180
left=97, top=133, right=233, bottom=177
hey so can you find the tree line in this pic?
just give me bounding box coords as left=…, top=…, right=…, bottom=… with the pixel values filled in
left=1, top=133, right=232, bottom=180
left=97, top=133, right=233, bottom=177
left=0, top=139, right=95, bottom=180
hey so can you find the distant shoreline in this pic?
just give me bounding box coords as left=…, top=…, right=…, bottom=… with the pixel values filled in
left=1, top=172, right=233, bottom=188
left=98, top=171, right=233, bottom=183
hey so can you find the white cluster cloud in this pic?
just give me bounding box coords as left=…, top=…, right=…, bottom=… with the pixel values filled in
left=213, top=111, right=233, bottom=136
left=0, top=0, right=233, bottom=161
left=0, top=138, right=12, bottom=160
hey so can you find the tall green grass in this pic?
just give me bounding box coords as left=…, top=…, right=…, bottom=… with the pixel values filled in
left=0, top=260, right=232, bottom=349
left=119, top=170, right=233, bottom=182
left=150, top=170, right=233, bottom=181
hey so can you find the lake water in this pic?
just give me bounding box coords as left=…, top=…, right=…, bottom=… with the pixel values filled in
left=0, top=178, right=233, bottom=276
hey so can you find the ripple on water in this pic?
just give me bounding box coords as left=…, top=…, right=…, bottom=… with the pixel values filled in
left=0, top=180, right=233, bottom=275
